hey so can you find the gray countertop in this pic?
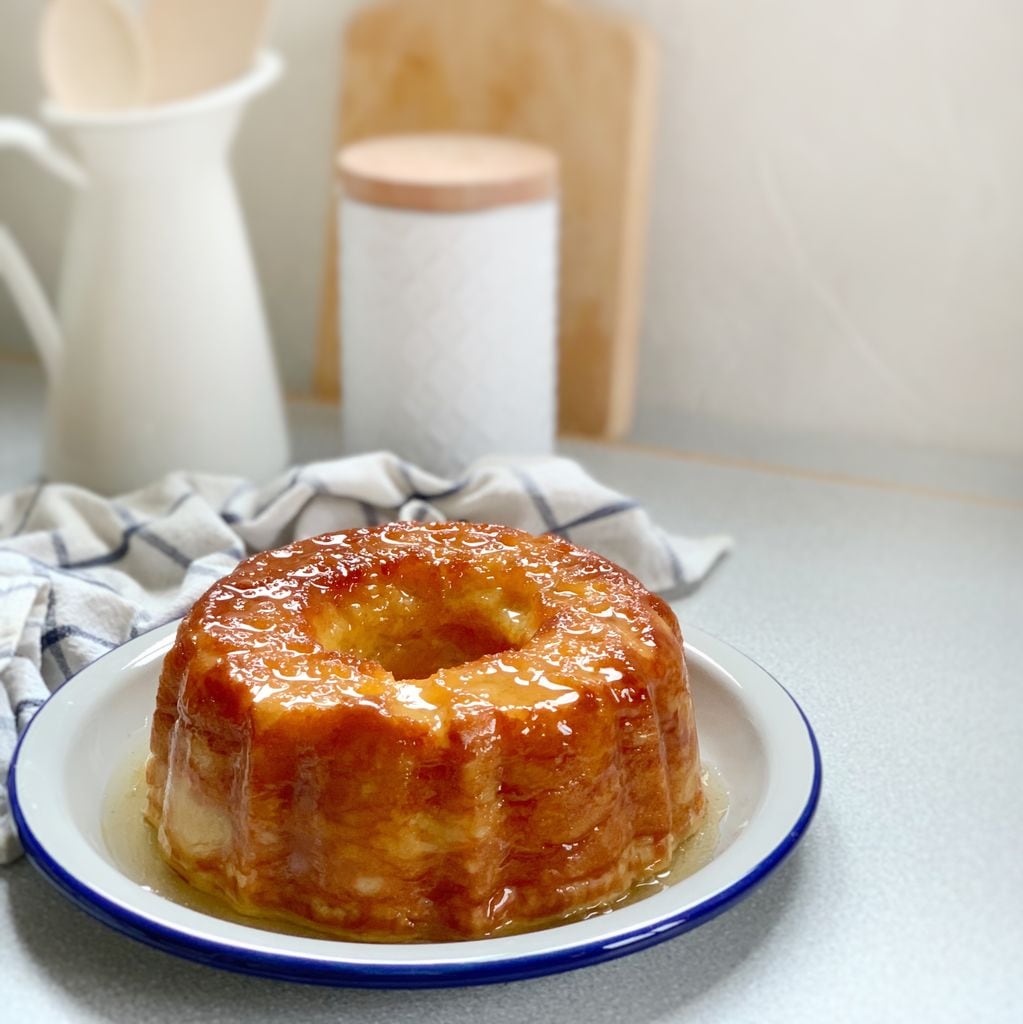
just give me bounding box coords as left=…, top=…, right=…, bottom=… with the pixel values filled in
left=2, top=358, right=1021, bottom=1022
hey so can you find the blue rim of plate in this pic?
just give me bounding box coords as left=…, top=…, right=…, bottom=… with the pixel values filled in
left=8, top=627, right=821, bottom=989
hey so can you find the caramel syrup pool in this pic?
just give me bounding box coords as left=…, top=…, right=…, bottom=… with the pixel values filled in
left=102, top=743, right=729, bottom=941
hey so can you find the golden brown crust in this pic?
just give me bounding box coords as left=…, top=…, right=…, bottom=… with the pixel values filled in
left=146, top=522, right=704, bottom=941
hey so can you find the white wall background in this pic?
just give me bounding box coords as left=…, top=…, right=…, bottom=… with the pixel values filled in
left=1, top=0, right=1021, bottom=456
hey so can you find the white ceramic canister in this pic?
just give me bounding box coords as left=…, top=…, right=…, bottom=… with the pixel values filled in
left=337, top=133, right=559, bottom=478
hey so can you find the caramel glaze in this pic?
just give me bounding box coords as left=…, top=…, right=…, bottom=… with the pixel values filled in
left=147, top=522, right=706, bottom=942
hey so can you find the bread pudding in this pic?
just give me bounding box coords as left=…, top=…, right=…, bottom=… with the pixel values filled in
left=146, top=522, right=705, bottom=941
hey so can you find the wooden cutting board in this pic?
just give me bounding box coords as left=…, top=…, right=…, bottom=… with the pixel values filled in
left=315, top=0, right=656, bottom=439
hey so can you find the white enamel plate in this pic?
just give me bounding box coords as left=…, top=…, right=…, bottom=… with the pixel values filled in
left=9, top=621, right=820, bottom=988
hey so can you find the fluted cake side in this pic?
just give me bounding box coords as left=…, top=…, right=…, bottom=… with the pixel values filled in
left=146, top=522, right=705, bottom=941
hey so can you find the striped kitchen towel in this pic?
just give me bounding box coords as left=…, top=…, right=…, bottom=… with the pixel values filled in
left=0, top=452, right=731, bottom=862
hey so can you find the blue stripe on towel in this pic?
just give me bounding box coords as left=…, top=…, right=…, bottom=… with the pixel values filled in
left=134, top=528, right=193, bottom=569
left=60, top=492, right=194, bottom=570
left=220, top=480, right=256, bottom=524
left=512, top=469, right=558, bottom=531
left=50, top=531, right=70, bottom=566
left=9, top=481, right=44, bottom=537
left=0, top=554, right=122, bottom=596
left=40, top=624, right=118, bottom=654
left=549, top=500, right=640, bottom=535
left=658, top=533, right=685, bottom=586
left=249, top=467, right=301, bottom=520
left=14, top=697, right=45, bottom=720
left=43, top=589, right=71, bottom=679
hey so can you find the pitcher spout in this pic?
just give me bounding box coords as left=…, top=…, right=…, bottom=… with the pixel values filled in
left=0, top=117, right=86, bottom=188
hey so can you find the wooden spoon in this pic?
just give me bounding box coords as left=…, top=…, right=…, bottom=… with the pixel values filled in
left=143, top=0, right=272, bottom=104
left=39, top=0, right=148, bottom=111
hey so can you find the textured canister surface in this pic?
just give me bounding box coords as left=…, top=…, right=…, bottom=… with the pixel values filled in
left=339, top=197, right=557, bottom=476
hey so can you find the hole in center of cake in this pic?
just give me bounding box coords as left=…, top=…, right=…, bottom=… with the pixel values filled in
left=307, top=561, right=542, bottom=681
left=361, top=616, right=518, bottom=681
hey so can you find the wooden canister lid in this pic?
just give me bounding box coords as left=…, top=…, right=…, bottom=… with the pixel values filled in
left=338, top=133, right=559, bottom=212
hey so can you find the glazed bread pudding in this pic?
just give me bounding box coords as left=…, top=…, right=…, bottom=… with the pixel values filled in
left=146, top=522, right=705, bottom=941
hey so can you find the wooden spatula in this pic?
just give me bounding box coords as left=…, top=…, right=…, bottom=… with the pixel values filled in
left=142, top=0, right=272, bottom=103
left=39, top=0, right=148, bottom=111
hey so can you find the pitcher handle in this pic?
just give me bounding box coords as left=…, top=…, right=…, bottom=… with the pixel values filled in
left=0, top=117, right=84, bottom=378
left=0, top=226, right=62, bottom=378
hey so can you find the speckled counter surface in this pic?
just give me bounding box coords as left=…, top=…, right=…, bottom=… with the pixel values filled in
left=2, top=359, right=1021, bottom=1022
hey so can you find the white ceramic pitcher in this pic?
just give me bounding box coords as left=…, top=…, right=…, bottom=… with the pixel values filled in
left=0, top=52, right=289, bottom=495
